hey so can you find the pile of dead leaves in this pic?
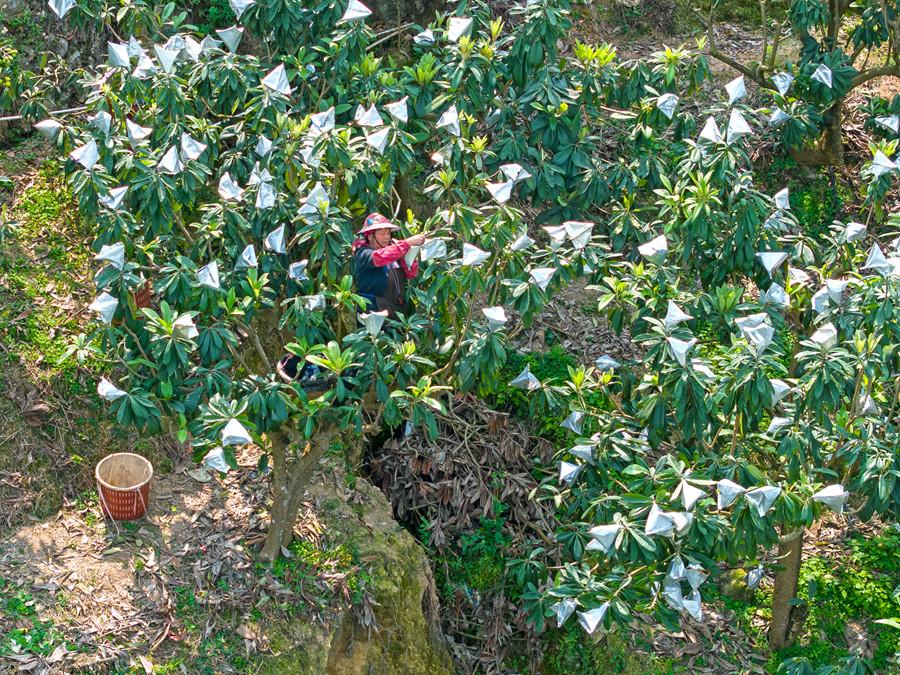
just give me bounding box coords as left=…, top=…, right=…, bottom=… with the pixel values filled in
left=368, top=394, right=559, bottom=673
left=369, top=395, right=555, bottom=551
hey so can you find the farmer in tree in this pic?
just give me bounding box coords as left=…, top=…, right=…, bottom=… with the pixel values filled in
left=352, top=213, right=425, bottom=316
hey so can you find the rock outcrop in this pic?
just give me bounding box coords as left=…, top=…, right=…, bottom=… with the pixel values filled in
left=259, top=465, right=454, bottom=675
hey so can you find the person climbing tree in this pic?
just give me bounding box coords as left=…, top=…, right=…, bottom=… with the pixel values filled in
left=352, top=213, right=425, bottom=316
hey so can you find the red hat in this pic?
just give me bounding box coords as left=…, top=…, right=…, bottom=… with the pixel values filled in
left=358, top=212, right=400, bottom=236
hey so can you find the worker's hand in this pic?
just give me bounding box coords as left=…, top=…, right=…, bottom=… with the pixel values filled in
left=406, top=234, right=426, bottom=247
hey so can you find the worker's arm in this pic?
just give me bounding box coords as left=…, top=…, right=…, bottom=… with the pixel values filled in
left=370, top=240, right=411, bottom=266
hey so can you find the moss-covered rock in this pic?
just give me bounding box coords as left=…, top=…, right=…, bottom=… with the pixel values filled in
left=259, top=463, right=454, bottom=675
left=720, top=568, right=750, bottom=600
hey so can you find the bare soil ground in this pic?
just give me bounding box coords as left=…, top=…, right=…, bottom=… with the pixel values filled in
left=0, top=447, right=363, bottom=673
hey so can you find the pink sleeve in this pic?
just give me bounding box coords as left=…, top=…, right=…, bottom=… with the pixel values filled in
left=371, top=240, right=410, bottom=266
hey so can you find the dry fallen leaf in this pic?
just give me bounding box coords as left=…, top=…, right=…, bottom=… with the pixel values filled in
left=138, top=654, right=153, bottom=674
left=22, top=402, right=50, bottom=425
left=676, top=641, right=705, bottom=657
left=236, top=624, right=256, bottom=641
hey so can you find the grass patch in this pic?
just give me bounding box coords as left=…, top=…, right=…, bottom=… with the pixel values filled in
left=0, top=143, right=175, bottom=525
left=0, top=157, right=95, bottom=383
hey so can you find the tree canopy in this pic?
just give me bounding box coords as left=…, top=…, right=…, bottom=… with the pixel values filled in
left=20, top=0, right=900, bottom=667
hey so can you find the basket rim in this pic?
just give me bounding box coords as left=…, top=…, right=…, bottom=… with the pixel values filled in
left=95, top=452, right=154, bottom=492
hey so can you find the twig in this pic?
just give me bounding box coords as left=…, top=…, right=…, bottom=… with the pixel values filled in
left=239, top=321, right=272, bottom=372
left=706, top=5, right=766, bottom=87
left=0, top=105, right=87, bottom=124
left=227, top=343, right=253, bottom=375
left=768, top=20, right=786, bottom=71
left=366, top=22, right=415, bottom=52
left=121, top=323, right=156, bottom=369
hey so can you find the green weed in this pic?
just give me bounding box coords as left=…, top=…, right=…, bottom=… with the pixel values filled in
left=0, top=579, right=68, bottom=658
left=539, top=627, right=680, bottom=675
left=173, top=586, right=202, bottom=635
left=713, top=528, right=900, bottom=673
left=424, top=500, right=512, bottom=606
left=193, top=630, right=251, bottom=672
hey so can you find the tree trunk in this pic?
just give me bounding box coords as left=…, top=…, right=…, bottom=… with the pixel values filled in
left=259, top=426, right=340, bottom=562
left=768, top=527, right=805, bottom=650
left=368, top=0, right=445, bottom=26
left=260, top=432, right=291, bottom=562
left=791, top=103, right=844, bottom=166
left=822, top=103, right=844, bottom=165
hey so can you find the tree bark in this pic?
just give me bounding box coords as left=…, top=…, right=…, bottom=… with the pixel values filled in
left=789, top=103, right=845, bottom=166
left=368, top=0, right=444, bottom=26
left=259, top=426, right=341, bottom=561
left=822, top=103, right=844, bottom=166
left=769, top=527, right=805, bottom=650
left=260, top=431, right=291, bottom=562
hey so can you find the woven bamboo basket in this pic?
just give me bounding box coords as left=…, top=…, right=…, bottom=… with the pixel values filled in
left=133, top=281, right=153, bottom=313
left=95, top=453, right=153, bottom=521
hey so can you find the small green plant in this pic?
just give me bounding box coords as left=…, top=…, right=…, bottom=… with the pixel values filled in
left=427, top=500, right=513, bottom=605
left=2, top=586, right=34, bottom=619
left=173, top=586, right=202, bottom=634
left=0, top=580, right=68, bottom=658
left=196, top=630, right=250, bottom=672
left=541, top=627, right=677, bottom=675
left=261, top=538, right=366, bottom=613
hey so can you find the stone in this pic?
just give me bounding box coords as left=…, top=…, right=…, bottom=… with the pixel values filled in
left=720, top=568, right=750, bottom=600
left=258, top=462, right=453, bottom=675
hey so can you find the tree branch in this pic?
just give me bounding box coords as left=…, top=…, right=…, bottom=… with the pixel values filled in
left=239, top=321, right=273, bottom=373
left=851, top=64, right=900, bottom=88
left=827, top=0, right=839, bottom=49
left=768, top=20, right=787, bottom=71
left=706, top=6, right=767, bottom=87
